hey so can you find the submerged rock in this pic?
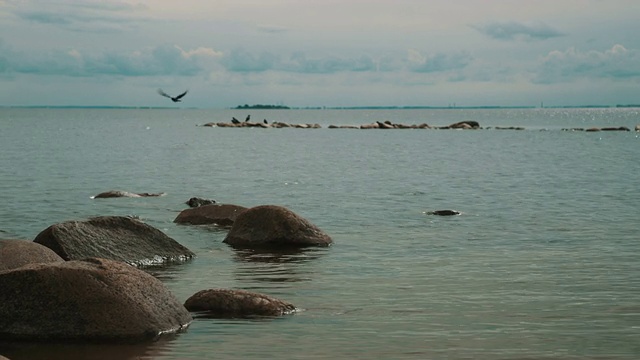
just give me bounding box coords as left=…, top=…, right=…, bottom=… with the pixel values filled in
left=174, top=204, right=247, bottom=226
left=184, top=288, right=296, bottom=318
left=425, top=210, right=461, bottom=216
left=0, top=239, right=64, bottom=271
left=92, top=190, right=165, bottom=199
left=33, top=216, right=194, bottom=267
left=223, top=205, right=332, bottom=248
left=0, top=258, right=192, bottom=342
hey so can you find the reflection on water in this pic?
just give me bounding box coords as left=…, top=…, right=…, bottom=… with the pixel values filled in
left=0, top=335, right=177, bottom=360
left=231, top=247, right=326, bottom=285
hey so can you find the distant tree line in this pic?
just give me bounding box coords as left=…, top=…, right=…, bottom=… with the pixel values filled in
left=235, top=104, right=290, bottom=109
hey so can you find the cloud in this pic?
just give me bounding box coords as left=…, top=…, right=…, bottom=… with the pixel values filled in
left=0, top=43, right=220, bottom=77
left=406, top=49, right=473, bottom=73
left=472, top=21, right=565, bottom=41
left=10, top=0, right=149, bottom=33
left=534, top=44, right=640, bottom=83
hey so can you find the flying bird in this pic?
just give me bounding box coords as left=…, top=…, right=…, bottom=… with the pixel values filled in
left=158, top=89, right=188, bottom=102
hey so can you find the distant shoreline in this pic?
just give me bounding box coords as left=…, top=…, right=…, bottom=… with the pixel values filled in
left=2, top=104, right=639, bottom=110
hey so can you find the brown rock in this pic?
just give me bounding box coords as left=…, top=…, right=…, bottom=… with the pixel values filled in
left=0, top=258, right=192, bottom=342
left=33, top=216, right=194, bottom=267
left=0, top=239, right=64, bottom=271
left=184, top=289, right=296, bottom=318
left=174, top=204, right=248, bottom=226
left=223, top=205, right=332, bottom=248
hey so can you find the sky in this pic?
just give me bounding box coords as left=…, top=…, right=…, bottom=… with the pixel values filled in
left=1, top=0, right=640, bottom=108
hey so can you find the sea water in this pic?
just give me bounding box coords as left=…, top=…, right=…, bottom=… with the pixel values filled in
left=0, top=107, right=639, bottom=359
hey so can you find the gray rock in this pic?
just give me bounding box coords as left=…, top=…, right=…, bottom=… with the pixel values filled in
left=33, top=216, right=194, bottom=267
left=174, top=204, right=247, bottom=226
left=449, top=121, right=480, bottom=129
left=92, top=190, right=165, bottom=199
left=0, top=239, right=64, bottom=271
left=223, top=205, right=332, bottom=248
left=184, top=288, right=296, bottom=318
left=185, top=197, right=216, bottom=208
left=0, top=258, right=192, bottom=342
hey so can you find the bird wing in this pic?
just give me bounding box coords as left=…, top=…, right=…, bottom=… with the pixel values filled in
left=175, top=90, right=188, bottom=100
left=157, top=89, right=171, bottom=98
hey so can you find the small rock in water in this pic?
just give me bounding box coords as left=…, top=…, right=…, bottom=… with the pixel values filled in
left=425, top=210, right=461, bottom=216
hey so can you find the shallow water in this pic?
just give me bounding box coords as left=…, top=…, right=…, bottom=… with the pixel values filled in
left=1, top=108, right=639, bottom=359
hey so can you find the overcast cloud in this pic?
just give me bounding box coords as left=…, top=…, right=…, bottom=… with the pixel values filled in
left=1, top=0, right=639, bottom=107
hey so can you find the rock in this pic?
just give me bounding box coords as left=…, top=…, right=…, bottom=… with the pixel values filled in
left=185, top=197, right=216, bottom=208
left=223, top=205, right=332, bottom=248
left=601, top=126, right=630, bottom=131
left=376, top=121, right=394, bottom=129
left=0, top=239, right=64, bottom=271
left=636, top=124, right=640, bottom=131
left=184, top=289, right=296, bottom=318
left=92, top=190, right=165, bottom=199
left=174, top=204, right=247, bottom=226
left=426, top=210, right=461, bottom=216
left=0, top=258, right=192, bottom=342
left=585, top=127, right=601, bottom=132
left=449, top=121, right=480, bottom=129
left=33, top=216, right=194, bottom=267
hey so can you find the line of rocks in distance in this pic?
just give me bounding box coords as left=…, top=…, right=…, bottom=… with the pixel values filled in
left=201, top=121, right=640, bottom=131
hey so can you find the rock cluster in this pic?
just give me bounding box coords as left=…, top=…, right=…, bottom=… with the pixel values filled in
left=0, top=195, right=332, bottom=343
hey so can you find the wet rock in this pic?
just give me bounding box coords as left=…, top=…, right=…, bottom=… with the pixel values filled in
left=585, top=127, right=601, bottom=132
left=0, top=258, right=192, bottom=342
left=601, top=126, right=630, bottom=131
left=449, top=121, right=480, bottom=129
left=185, top=197, right=216, bottom=208
left=33, top=216, right=194, bottom=267
left=426, top=210, right=461, bottom=216
left=92, top=190, right=165, bottom=199
left=184, top=289, right=296, bottom=318
left=174, top=204, right=247, bottom=226
left=223, top=205, right=332, bottom=248
left=0, top=239, right=64, bottom=271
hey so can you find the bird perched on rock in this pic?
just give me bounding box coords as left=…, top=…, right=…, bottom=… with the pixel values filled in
left=158, top=89, right=188, bottom=102
left=245, top=115, right=251, bottom=122
left=231, top=117, right=241, bottom=124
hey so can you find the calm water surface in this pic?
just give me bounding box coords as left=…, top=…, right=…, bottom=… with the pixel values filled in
left=0, top=108, right=639, bottom=359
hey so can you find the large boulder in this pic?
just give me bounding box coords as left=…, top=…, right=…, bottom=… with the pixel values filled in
left=0, top=239, right=64, bottom=271
left=184, top=289, right=296, bottom=318
left=0, top=258, right=192, bottom=342
left=223, top=205, right=332, bottom=248
left=33, top=216, right=194, bottom=267
left=174, top=204, right=247, bottom=226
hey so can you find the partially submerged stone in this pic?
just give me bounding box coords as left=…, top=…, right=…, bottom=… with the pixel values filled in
left=185, top=197, right=216, bottom=208
left=174, top=204, right=247, bottom=226
left=184, top=288, right=296, bottom=318
left=425, top=209, right=461, bottom=216
left=223, top=205, right=332, bottom=248
left=92, top=190, right=165, bottom=198
left=0, top=239, right=64, bottom=271
left=0, top=258, right=192, bottom=342
left=33, top=216, right=194, bottom=267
